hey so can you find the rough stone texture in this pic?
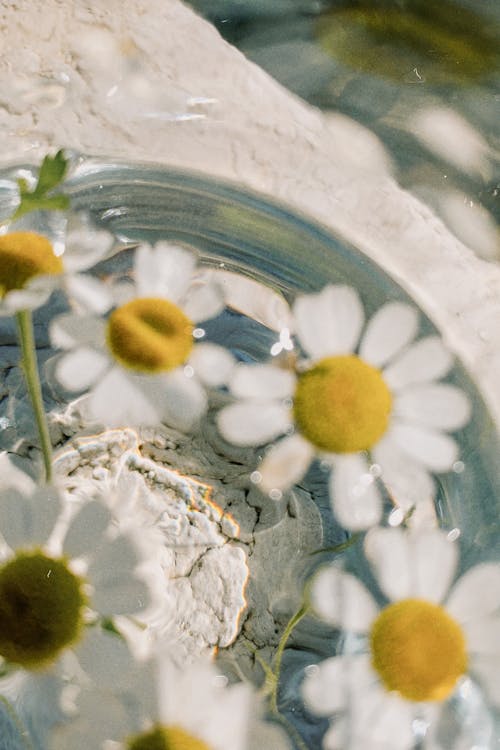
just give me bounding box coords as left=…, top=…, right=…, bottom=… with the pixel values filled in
left=1, top=0, right=500, bottom=428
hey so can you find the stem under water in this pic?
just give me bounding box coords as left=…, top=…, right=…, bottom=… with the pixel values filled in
left=270, top=603, right=309, bottom=715
left=16, top=309, right=53, bottom=483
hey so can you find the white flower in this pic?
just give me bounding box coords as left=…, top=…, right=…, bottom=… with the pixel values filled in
left=302, top=526, right=500, bottom=749
left=0, top=484, right=152, bottom=675
left=51, top=241, right=234, bottom=430
left=0, top=214, right=114, bottom=315
left=217, top=285, right=470, bottom=530
left=49, top=654, right=291, bottom=750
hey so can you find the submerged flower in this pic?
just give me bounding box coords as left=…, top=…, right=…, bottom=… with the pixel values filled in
left=0, top=216, right=113, bottom=315
left=0, top=485, right=152, bottom=673
left=302, top=527, right=500, bottom=749
left=51, top=241, right=233, bottom=430
left=217, top=285, right=470, bottom=529
left=50, top=655, right=291, bottom=750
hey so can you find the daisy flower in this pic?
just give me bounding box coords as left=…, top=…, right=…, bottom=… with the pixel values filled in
left=217, top=285, right=470, bottom=530
left=302, top=526, right=500, bottom=749
left=0, top=484, right=153, bottom=675
left=49, top=654, right=291, bottom=750
left=51, top=241, right=234, bottom=430
left=0, top=214, right=114, bottom=315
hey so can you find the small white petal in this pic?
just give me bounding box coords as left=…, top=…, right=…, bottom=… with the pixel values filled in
left=330, top=453, right=382, bottom=531
left=217, top=401, right=291, bottom=446
left=63, top=501, right=112, bottom=558
left=372, top=433, right=436, bottom=512
left=359, top=302, right=419, bottom=368
left=88, top=535, right=139, bottom=586
left=135, top=242, right=196, bottom=300
left=92, top=577, right=150, bottom=616
left=364, top=527, right=413, bottom=601
left=75, top=629, right=134, bottom=688
left=446, top=564, right=500, bottom=623
left=0, top=486, right=60, bottom=549
left=394, top=383, right=471, bottom=432
left=230, top=363, right=295, bottom=399
left=63, top=226, right=114, bottom=272
left=211, top=269, right=293, bottom=331
left=464, top=615, right=500, bottom=655
left=384, top=336, right=454, bottom=389
left=323, top=720, right=347, bottom=750
left=311, top=566, right=378, bottom=631
left=188, top=343, right=235, bottom=387
left=49, top=313, right=106, bottom=350
left=302, top=656, right=348, bottom=715
left=182, top=280, right=224, bottom=323
left=86, top=368, right=159, bottom=427
left=64, top=273, right=113, bottom=314
left=413, top=529, right=458, bottom=603
left=259, top=434, right=314, bottom=492
left=470, top=655, right=500, bottom=707
left=390, top=422, right=459, bottom=472
left=161, top=369, right=208, bottom=431
left=56, top=347, right=110, bottom=391
left=26, top=486, right=62, bottom=546
left=352, top=687, right=415, bottom=750
left=2, top=277, right=55, bottom=311
left=293, top=285, right=364, bottom=359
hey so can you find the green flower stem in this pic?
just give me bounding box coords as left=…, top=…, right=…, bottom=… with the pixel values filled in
left=270, top=603, right=309, bottom=715
left=16, top=309, right=53, bottom=483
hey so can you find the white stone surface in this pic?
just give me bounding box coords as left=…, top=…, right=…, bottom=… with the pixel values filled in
left=0, top=0, right=499, bottom=423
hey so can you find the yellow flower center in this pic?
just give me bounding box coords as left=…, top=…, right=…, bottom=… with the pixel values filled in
left=370, top=598, right=468, bottom=702
left=293, top=355, right=392, bottom=452
left=0, top=551, right=86, bottom=669
left=0, top=231, right=63, bottom=296
left=106, top=297, right=194, bottom=373
left=127, top=725, right=211, bottom=750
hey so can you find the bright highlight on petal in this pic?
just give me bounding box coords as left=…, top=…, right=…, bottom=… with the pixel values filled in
left=0, top=551, right=86, bottom=668
left=294, top=355, right=392, bottom=452
left=106, top=297, right=193, bottom=373
left=127, top=725, right=211, bottom=750
left=0, top=231, right=63, bottom=295
left=370, top=598, right=467, bottom=702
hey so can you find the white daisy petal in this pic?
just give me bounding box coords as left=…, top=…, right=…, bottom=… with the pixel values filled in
left=64, top=273, right=113, bottom=314
left=372, top=433, right=436, bottom=512
left=62, top=227, right=114, bottom=272
left=464, top=615, right=500, bottom=655
left=302, top=656, right=348, bottom=715
left=86, top=368, right=159, bottom=427
left=323, top=720, right=347, bottom=750
left=88, top=535, right=139, bottom=586
left=259, top=433, right=314, bottom=492
left=310, top=566, right=378, bottom=632
left=352, top=687, right=415, bottom=750
left=413, top=529, right=458, bottom=603
left=389, top=422, right=459, bottom=472
left=74, top=629, right=134, bottom=689
left=446, top=563, right=500, bottom=623
left=217, top=402, right=291, bottom=446
left=92, top=577, right=150, bottom=616
left=330, top=453, right=382, bottom=531
left=293, top=285, right=364, bottom=359
left=135, top=242, right=196, bottom=300
left=364, top=527, right=413, bottom=601
left=182, top=280, right=224, bottom=323
left=394, top=383, right=471, bottom=432
left=49, top=313, right=106, bottom=350
left=2, top=278, right=55, bottom=312
left=26, top=486, right=62, bottom=546
left=161, top=369, right=208, bottom=432
left=359, top=302, right=419, bottom=368
left=63, top=500, right=112, bottom=558
left=188, top=343, right=235, bottom=387
left=230, top=363, right=296, bottom=399
left=0, top=487, right=60, bottom=549
left=470, top=655, right=500, bottom=707
left=56, top=347, right=110, bottom=392
left=383, top=336, right=454, bottom=390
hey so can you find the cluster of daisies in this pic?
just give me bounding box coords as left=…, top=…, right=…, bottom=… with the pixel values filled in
left=0, top=205, right=498, bottom=750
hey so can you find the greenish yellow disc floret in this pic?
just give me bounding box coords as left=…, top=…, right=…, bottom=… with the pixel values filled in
left=106, top=297, right=194, bottom=373
left=293, top=354, right=392, bottom=453
left=0, top=551, right=86, bottom=669
left=370, top=598, right=467, bottom=702
left=0, top=231, right=63, bottom=297
left=127, top=725, right=211, bottom=750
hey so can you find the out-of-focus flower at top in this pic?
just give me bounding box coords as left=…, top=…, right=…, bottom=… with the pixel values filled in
left=51, top=241, right=234, bottom=430
left=0, top=215, right=114, bottom=316
left=49, top=654, right=291, bottom=750
left=217, top=285, right=470, bottom=530
left=302, top=526, right=500, bottom=749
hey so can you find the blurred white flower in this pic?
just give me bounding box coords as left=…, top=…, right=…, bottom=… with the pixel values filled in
left=217, top=285, right=470, bottom=530
left=303, top=526, right=500, bottom=749
left=51, top=241, right=234, bottom=430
